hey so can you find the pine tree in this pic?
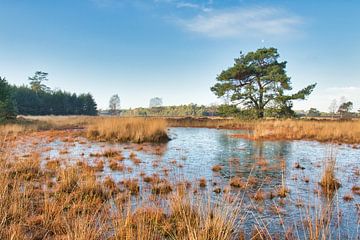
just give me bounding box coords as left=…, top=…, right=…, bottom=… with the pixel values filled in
left=0, top=77, right=17, bottom=121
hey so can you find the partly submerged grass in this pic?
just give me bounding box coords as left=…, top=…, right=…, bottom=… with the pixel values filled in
left=319, top=153, right=341, bottom=194
left=86, top=117, right=169, bottom=143
left=0, top=142, right=240, bottom=239
left=2, top=132, right=358, bottom=239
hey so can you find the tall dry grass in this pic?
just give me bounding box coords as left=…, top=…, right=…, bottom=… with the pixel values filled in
left=87, top=117, right=169, bottom=143
left=168, top=118, right=360, bottom=144
left=166, top=117, right=254, bottom=129
left=0, top=124, right=26, bottom=135
left=19, top=115, right=95, bottom=130
left=0, top=137, right=241, bottom=239
left=6, top=116, right=360, bottom=144
left=0, top=148, right=109, bottom=239
left=241, top=119, right=360, bottom=144
left=319, top=151, right=341, bottom=194
left=1, top=130, right=356, bottom=239
left=113, top=192, right=240, bottom=240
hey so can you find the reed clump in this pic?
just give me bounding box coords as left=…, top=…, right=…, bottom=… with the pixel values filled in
left=212, top=164, right=223, bottom=172
left=199, top=177, right=207, bottom=188
left=109, top=160, right=125, bottom=171
left=351, top=186, right=360, bottom=195
left=87, top=117, right=169, bottom=143
left=229, top=177, right=246, bottom=189
left=122, top=178, right=140, bottom=195
left=319, top=155, right=341, bottom=194
left=151, top=180, right=173, bottom=195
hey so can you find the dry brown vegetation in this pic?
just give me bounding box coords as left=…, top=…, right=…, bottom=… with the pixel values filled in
left=0, top=123, right=27, bottom=136
left=87, top=117, right=169, bottom=143
left=0, top=142, right=242, bottom=239
left=168, top=117, right=360, bottom=144
left=319, top=155, right=341, bottom=194
left=199, top=177, right=207, bottom=188
left=0, top=131, right=356, bottom=239
left=0, top=116, right=358, bottom=239
left=246, top=119, right=360, bottom=144
left=4, top=116, right=360, bottom=145
left=229, top=177, right=246, bottom=189
left=166, top=117, right=254, bottom=129
left=352, top=186, right=360, bottom=195
left=212, top=164, right=223, bottom=172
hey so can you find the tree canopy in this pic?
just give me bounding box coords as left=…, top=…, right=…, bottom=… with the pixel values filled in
left=337, top=101, right=353, bottom=118
left=109, top=94, right=121, bottom=115
left=12, top=86, right=98, bottom=116
left=307, top=108, right=321, bottom=117
left=0, top=77, right=17, bottom=121
left=149, top=97, right=163, bottom=108
left=28, top=71, right=50, bottom=93
left=211, top=48, right=316, bottom=118
left=1, top=72, right=98, bottom=116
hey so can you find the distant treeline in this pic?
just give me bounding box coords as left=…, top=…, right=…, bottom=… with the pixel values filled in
left=118, top=104, right=295, bottom=118
left=118, top=104, right=224, bottom=117
left=11, top=86, right=97, bottom=116
left=0, top=72, right=97, bottom=121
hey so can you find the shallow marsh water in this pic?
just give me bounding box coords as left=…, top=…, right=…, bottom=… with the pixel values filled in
left=11, top=127, right=360, bottom=238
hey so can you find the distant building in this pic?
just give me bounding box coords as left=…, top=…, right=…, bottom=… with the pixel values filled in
left=149, top=97, right=163, bottom=108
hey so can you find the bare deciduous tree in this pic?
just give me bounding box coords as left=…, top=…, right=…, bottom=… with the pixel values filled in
left=109, top=94, right=120, bottom=115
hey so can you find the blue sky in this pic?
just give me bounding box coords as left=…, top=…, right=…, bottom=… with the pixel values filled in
left=0, top=0, right=359, bottom=111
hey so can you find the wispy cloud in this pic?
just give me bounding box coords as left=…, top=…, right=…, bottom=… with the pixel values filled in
left=91, top=1, right=303, bottom=39
left=176, top=2, right=200, bottom=9
left=175, top=1, right=212, bottom=12
left=154, top=0, right=212, bottom=12
left=174, top=7, right=303, bottom=38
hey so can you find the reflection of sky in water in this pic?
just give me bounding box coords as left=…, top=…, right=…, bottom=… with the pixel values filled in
left=14, top=127, right=360, bottom=238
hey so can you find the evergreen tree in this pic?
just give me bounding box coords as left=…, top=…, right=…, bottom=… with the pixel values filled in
left=28, top=71, right=50, bottom=93
left=0, top=77, right=17, bottom=121
left=211, top=48, right=316, bottom=118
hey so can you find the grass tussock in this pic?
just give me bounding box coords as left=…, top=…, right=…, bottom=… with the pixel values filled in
left=212, top=164, right=223, bottom=172
left=351, top=186, right=360, bottom=195
left=229, top=177, right=246, bottom=189
left=87, top=117, right=169, bottom=143
left=319, top=155, right=341, bottom=194
left=109, top=159, right=125, bottom=171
